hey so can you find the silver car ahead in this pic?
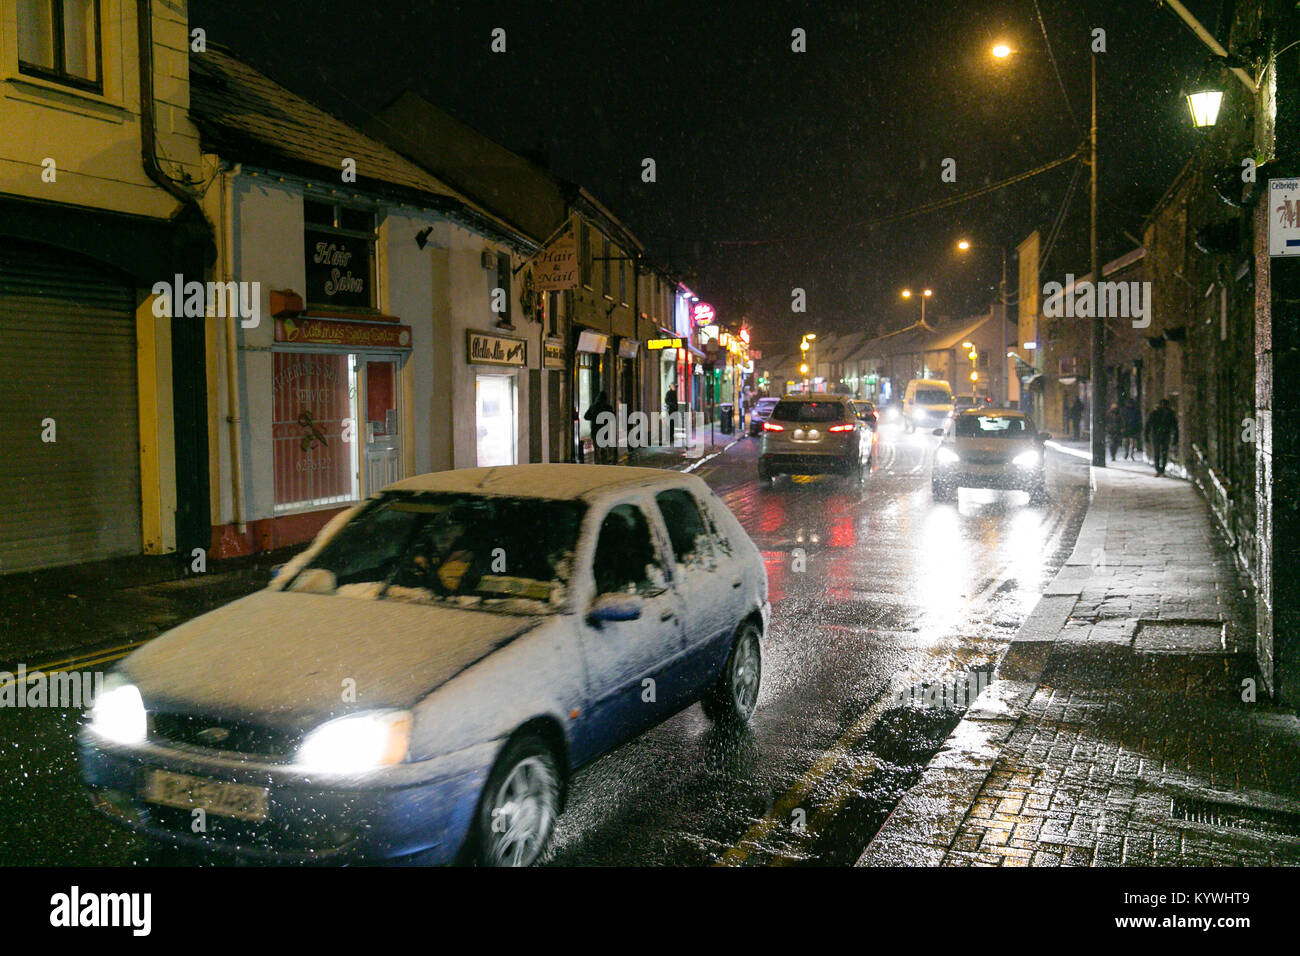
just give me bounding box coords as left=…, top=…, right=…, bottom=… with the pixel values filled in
left=758, top=394, right=872, bottom=484
left=931, top=408, right=1049, bottom=502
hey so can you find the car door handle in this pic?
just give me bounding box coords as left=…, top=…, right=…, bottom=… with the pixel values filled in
left=660, top=610, right=677, bottom=621
left=731, top=578, right=742, bottom=589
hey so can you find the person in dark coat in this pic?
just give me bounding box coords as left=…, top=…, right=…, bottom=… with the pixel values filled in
left=1145, top=398, right=1179, bottom=476
left=1121, top=398, right=1142, bottom=460
left=664, top=385, right=679, bottom=446
left=1068, top=397, right=1084, bottom=440
left=1105, top=403, right=1123, bottom=461
left=584, top=390, right=616, bottom=464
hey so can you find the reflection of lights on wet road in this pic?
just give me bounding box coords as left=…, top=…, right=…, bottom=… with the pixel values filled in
left=915, top=504, right=966, bottom=637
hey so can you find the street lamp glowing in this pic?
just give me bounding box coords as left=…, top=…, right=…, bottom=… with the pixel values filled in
left=1186, top=88, right=1223, bottom=128
left=957, top=239, right=971, bottom=251
left=800, top=339, right=810, bottom=352
left=800, top=363, right=809, bottom=375
left=901, top=289, right=913, bottom=299
left=991, top=43, right=1012, bottom=59
left=970, top=371, right=979, bottom=382
left=923, top=288, right=932, bottom=298
left=962, top=341, right=973, bottom=349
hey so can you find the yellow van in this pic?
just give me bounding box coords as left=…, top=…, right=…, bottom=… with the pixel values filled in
left=903, top=379, right=954, bottom=433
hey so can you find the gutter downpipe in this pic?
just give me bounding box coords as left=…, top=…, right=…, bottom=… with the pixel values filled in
left=220, top=163, right=247, bottom=535
left=137, top=0, right=244, bottom=535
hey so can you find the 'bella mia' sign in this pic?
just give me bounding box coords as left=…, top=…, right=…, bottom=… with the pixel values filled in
left=468, top=330, right=527, bottom=367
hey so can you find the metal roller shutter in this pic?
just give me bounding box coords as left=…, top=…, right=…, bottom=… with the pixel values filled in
left=0, top=240, right=142, bottom=573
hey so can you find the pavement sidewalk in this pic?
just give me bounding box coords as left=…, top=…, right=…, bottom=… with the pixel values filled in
left=859, top=462, right=1300, bottom=866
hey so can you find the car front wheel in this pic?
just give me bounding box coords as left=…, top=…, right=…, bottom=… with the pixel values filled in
left=931, top=478, right=957, bottom=502
left=702, top=622, right=762, bottom=727
left=472, top=734, right=562, bottom=867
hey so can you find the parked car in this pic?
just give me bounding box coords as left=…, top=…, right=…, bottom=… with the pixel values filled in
left=758, top=394, right=873, bottom=483
left=80, top=465, right=769, bottom=866
left=748, top=396, right=782, bottom=436
left=903, top=378, right=954, bottom=433
left=931, top=408, right=1049, bottom=503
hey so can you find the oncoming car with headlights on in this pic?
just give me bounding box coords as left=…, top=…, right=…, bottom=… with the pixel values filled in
left=931, top=408, right=1050, bottom=503
left=79, top=465, right=769, bottom=866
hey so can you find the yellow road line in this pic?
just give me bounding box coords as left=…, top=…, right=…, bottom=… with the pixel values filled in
left=0, top=640, right=146, bottom=690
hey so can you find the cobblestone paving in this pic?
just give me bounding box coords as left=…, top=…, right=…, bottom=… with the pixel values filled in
left=860, top=465, right=1300, bottom=867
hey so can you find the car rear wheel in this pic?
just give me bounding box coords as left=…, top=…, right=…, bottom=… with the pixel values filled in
left=931, top=478, right=956, bottom=502
left=702, top=622, right=762, bottom=728
left=472, top=734, right=562, bottom=867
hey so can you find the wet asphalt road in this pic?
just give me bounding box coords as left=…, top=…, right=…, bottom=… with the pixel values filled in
left=546, top=425, right=1088, bottom=865
left=0, top=424, right=1088, bottom=866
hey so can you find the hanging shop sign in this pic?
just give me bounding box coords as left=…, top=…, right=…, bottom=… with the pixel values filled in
left=467, top=329, right=527, bottom=367
left=576, top=329, right=609, bottom=353
left=617, top=339, right=640, bottom=359
left=647, top=337, right=683, bottom=350
left=543, top=341, right=566, bottom=369
left=275, top=316, right=411, bottom=349
left=533, top=226, right=579, bottom=290
left=692, top=302, right=715, bottom=325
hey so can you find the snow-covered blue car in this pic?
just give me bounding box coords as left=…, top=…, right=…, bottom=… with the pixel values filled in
left=80, top=465, right=769, bottom=865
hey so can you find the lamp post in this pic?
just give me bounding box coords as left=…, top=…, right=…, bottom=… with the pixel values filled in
left=901, top=287, right=933, bottom=326
left=800, top=332, right=816, bottom=392
left=991, top=41, right=1104, bottom=465
left=956, top=240, right=1012, bottom=404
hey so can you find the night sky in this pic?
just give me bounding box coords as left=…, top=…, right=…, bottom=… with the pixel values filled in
left=188, top=0, right=1221, bottom=350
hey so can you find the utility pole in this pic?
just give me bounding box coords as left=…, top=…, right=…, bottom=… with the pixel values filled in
left=1089, top=52, right=1106, bottom=467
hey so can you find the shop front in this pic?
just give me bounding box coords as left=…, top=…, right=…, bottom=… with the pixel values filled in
left=269, top=317, right=412, bottom=539
left=573, top=328, right=609, bottom=459
left=467, top=329, right=527, bottom=467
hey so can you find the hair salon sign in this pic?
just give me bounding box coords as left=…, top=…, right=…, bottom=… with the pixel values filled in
left=467, top=330, right=527, bottom=367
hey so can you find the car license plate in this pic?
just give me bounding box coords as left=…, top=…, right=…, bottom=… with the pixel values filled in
left=144, top=769, right=269, bottom=822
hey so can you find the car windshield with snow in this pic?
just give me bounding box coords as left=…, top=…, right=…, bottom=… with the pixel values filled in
left=80, top=464, right=769, bottom=867
left=283, top=492, right=584, bottom=613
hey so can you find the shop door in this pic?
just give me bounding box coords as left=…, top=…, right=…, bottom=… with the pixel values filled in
left=0, top=241, right=142, bottom=571
left=476, top=374, right=516, bottom=467
left=362, top=359, right=400, bottom=493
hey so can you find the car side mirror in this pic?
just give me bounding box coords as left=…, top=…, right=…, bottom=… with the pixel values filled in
left=587, top=593, right=642, bottom=625
left=932, top=428, right=945, bottom=437
left=1038, top=432, right=1051, bottom=442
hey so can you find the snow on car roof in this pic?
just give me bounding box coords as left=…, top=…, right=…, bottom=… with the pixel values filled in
left=387, top=464, right=699, bottom=501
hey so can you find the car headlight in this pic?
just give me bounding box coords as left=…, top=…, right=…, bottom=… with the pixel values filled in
left=935, top=447, right=960, bottom=466
left=1013, top=450, right=1042, bottom=468
left=87, top=673, right=147, bottom=746
left=296, top=710, right=412, bottom=772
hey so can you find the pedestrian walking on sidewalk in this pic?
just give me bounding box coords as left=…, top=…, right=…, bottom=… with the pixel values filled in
left=584, top=391, right=617, bottom=464
left=1105, top=402, right=1123, bottom=461
left=1145, top=398, right=1179, bottom=476
left=665, top=385, right=679, bottom=446
left=1121, top=398, right=1142, bottom=460
left=1068, top=396, right=1084, bottom=440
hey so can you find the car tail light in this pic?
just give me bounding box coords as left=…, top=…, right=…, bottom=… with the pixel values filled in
left=828, top=423, right=854, bottom=432
left=763, top=422, right=784, bottom=432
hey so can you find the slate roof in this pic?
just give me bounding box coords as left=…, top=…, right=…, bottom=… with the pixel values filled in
left=188, top=46, right=533, bottom=247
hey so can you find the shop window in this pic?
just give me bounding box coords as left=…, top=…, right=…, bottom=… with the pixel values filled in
left=304, top=198, right=377, bottom=310
left=619, top=258, right=627, bottom=304
left=18, top=0, right=102, bottom=92
left=547, top=291, right=559, bottom=337
left=272, top=352, right=360, bottom=511
left=476, top=374, right=517, bottom=467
